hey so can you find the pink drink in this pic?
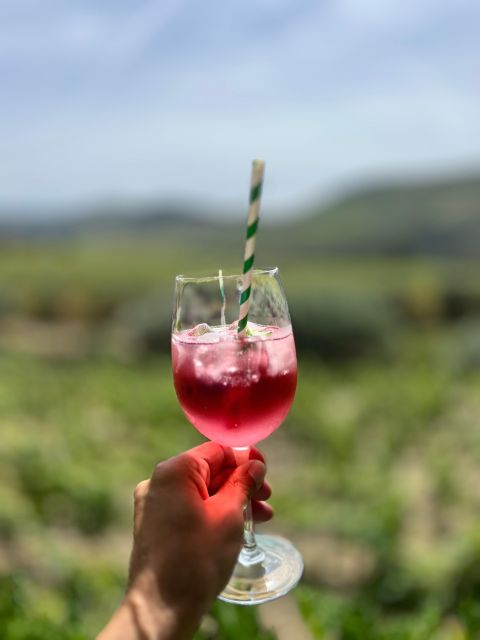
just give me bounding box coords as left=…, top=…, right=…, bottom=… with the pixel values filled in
left=172, top=324, right=297, bottom=447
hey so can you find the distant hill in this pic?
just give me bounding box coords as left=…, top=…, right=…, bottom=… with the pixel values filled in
left=2, top=173, right=480, bottom=257
left=282, top=173, right=480, bottom=257
left=0, top=202, right=221, bottom=238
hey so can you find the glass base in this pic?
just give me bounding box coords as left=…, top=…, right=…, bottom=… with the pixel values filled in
left=218, top=534, right=304, bottom=605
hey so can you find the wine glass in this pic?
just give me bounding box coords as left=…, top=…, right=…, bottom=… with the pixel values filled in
left=171, top=267, right=303, bottom=604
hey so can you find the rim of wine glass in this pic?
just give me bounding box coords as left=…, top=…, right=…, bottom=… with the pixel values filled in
left=175, top=266, right=279, bottom=283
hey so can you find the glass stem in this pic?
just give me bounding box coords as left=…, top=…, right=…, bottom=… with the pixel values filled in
left=233, top=446, right=265, bottom=565
left=243, top=500, right=256, bottom=549
left=239, top=499, right=265, bottom=565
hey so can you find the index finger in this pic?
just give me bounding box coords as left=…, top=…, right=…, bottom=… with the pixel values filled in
left=249, top=447, right=266, bottom=464
left=184, top=442, right=237, bottom=484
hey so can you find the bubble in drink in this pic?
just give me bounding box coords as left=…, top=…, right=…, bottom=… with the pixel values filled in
left=172, top=323, right=297, bottom=447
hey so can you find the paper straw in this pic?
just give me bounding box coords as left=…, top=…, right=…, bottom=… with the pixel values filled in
left=219, top=268, right=226, bottom=326
left=238, top=159, right=266, bottom=334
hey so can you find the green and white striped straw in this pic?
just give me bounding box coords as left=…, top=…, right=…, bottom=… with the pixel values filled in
left=238, top=159, right=266, bottom=334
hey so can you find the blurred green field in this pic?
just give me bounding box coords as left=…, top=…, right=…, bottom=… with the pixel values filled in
left=2, top=242, right=480, bottom=638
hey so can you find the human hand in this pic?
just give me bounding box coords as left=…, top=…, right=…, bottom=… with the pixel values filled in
left=98, top=442, right=272, bottom=640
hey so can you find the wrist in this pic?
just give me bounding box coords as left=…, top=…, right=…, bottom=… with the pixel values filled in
left=124, top=590, right=184, bottom=640
left=98, top=588, right=204, bottom=640
left=124, top=574, right=206, bottom=640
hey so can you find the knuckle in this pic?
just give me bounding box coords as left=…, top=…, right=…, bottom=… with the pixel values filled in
left=152, top=458, right=178, bottom=482
left=187, top=452, right=211, bottom=475
left=153, top=460, right=167, bottom=478
left=182, top=453, right=203, bottom=475
left=172, top=454, right=209, bottom=487
left=133, top=480, right=149, bottom=501
left=152, top=455, right=193, bottom=485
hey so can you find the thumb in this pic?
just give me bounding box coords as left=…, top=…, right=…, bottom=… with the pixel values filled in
left=213, top=460, right=266, bottom=508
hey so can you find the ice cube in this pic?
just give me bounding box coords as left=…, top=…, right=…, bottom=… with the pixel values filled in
left=200, top=332, right=222, bottom=344
left=244, top=323, right=274, bottom=339
left=189, top=323, right=211, bottom=337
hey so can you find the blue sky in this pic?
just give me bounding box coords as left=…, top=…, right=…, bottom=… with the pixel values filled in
left=1, top=0, right=480, bottom=218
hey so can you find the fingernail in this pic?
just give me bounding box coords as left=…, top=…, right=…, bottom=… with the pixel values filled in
left=247, top=460, right=265, bottom=489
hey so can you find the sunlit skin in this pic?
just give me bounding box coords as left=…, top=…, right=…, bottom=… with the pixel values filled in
left=98, top=442, right=272, bottom=640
